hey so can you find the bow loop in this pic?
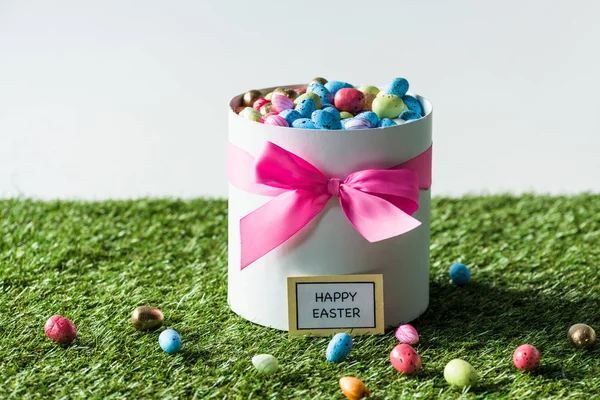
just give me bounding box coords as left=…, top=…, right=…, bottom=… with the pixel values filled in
left=228, top=141, right=432, bottom=269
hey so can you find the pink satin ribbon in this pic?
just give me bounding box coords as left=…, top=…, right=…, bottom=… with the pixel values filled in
left=228, top=141, right=432, bottom=269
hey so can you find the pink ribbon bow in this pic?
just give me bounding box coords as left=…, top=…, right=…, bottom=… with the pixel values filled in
left=228, top=141, right=432, bottom=269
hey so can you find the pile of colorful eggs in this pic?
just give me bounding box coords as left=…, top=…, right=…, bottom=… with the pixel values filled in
left=233, top=77, right=425, bottom=130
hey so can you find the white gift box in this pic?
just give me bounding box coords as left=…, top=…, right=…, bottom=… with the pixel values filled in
left=228, top=86, right=433, bottom=331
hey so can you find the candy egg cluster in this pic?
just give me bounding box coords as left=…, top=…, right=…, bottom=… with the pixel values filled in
left=234, top=77, right=426, bottom=130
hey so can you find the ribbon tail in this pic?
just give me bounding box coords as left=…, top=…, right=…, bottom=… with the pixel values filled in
left=339, top=186, right=422, bottom=243
left=240, top=190, right=331, bottom=269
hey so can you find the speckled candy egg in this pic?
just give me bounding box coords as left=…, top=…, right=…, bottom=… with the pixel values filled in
left=449, top=262, right=471, bottom=286
left=395, top=324, right=419, bottom=345
left=363, top=92, right=376, bottom=111
left=399, top=110, right=421, bottom=121
left=307, top=82, right=333, bottom=105
left=568, top=323, right=597, bottom=348
left=295, top=97, right=317, bottom=119
left=339, top=376, right=371, bottom=400
left=334, top=88, right=366, bottom=114
left=513, top=344, right=540, bottom=371
left=294, top=92, right=322, bottom=109
left=44, top=315, right=77, bottom=345
left=355, top=111, right=379, bottom=128
left=326, top=332, right=353, bottom=362
left=312, top=110, right=342, bottom=130
left=371, top=94, right=407, bottom=119
left=271, top=93, right=294, bottom=113
left=265, top=115, right=289, bottom=127
left=252, top=354, right=279, bottom=375
left=279, top=109, right=302, bottom=125
left=358, top=85, right=380, bottom=96
left=402, top=95, right=423, bottom=116
left=377, top=118, right=397, bottom=128
left=390, top=343, right=422, bottom=376
left=131, top=306, right=164, bottom=331
left=323, top=106, right=341, bottom=120
left=380, top=77, right=409, bottom=98
left=444, top=359, right=479, bottom=388
left=158, top=329, right=182, bottom=354
left=292, top=118, right=317, bottom=129
left=325, top=80, right=353, bottom=96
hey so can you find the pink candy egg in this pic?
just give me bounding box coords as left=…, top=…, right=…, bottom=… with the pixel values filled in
left=513, top=344, right=540, bottom=371
left=271, top=93, right=294, bottom=113
left=390, top=343, right=422, bottom=376
left=294, top=87, right=307, bottom=94
left=265, top=115, right=289, bottom=127
left=44, top=315, right=77, bottom=345
left=334, top=88, right=366, bottom=114
left=253, top=98, right=270, bottom=110
left=395, top=324, right=419, bottom=345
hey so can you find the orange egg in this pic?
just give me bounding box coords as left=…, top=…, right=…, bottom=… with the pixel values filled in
left=339, top=376, right=371, bottom=400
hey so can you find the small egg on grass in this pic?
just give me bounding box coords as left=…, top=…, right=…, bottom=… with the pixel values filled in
left=513, top=344, right=541, bottom=371
left=339, top=376, right=371, bottom=400
left=444, top=359, right=479, bottom=388
left=390, top=343, right=422, bottom=376
left=395, top=324, right=419, bottom=345
left=131, top=306, right=164, bottom=331
left=252, top=354, right=279, bottom=375
left=158, top=329, right=182, bottom=354
left=449, top=262, right=471, bottom=286
left=326, top=333, right=353, bottom=362
left=568, top=323, right=596, bottom=349
left=44, top=315, right=77, bottom=345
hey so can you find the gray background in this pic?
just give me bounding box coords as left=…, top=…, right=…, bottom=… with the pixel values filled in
left=1, top=0, right=599, bottom=199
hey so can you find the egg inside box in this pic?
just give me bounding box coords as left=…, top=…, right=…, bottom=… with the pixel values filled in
left=227, top=84, right=433, bottom=332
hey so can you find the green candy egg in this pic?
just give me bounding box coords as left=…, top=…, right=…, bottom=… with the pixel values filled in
left=358, top=85, right=380, bottom=96
left=340, top=111, right=354, bottom=119
left=294, top=92, right=322, bottom=110
left=252, top=354, right=279, bottom=375
left=372, top=94, right=407, bottom=119
left=444, top=359, right=479, bottom=388
left=241, top=107, right=262, bottom=122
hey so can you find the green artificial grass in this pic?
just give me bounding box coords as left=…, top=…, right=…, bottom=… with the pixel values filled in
left=1, top=195, right=599, bottom=399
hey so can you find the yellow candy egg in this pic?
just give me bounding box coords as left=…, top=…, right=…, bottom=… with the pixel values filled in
left=358, top=85, right=380, bottom=96
left=372, top=94, right=407, bottom=119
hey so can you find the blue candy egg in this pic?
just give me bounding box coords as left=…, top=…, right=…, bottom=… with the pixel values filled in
left=279, top=109, right=303, bottom=125
left=292, top=118, right=317, bottom=129
left=295, top=97, right=317, bottom=119
left=326, top=333, right=353, bottom=362
left=399, top=110, right=421, bottom=121
left=307, top=83, right=333, bottom=105
left=355, top=111, right=379, bottom=128
left=323, top=106, right=341, bottom=120
left=402, top=95, right=423, bottom=116
left=377, top=118, right=397, bottom=128
left=449, top=263, right=471, bottom=286
left=324, top=81, right=353, bottom=96
left=381, top=77, right=409, bottom=98
left=159, top=329, right=182, bottom=354
left=312, top=110, right=341, bottom=130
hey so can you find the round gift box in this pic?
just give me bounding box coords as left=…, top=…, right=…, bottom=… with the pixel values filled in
left=228, top=85, right=433, bottom=331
